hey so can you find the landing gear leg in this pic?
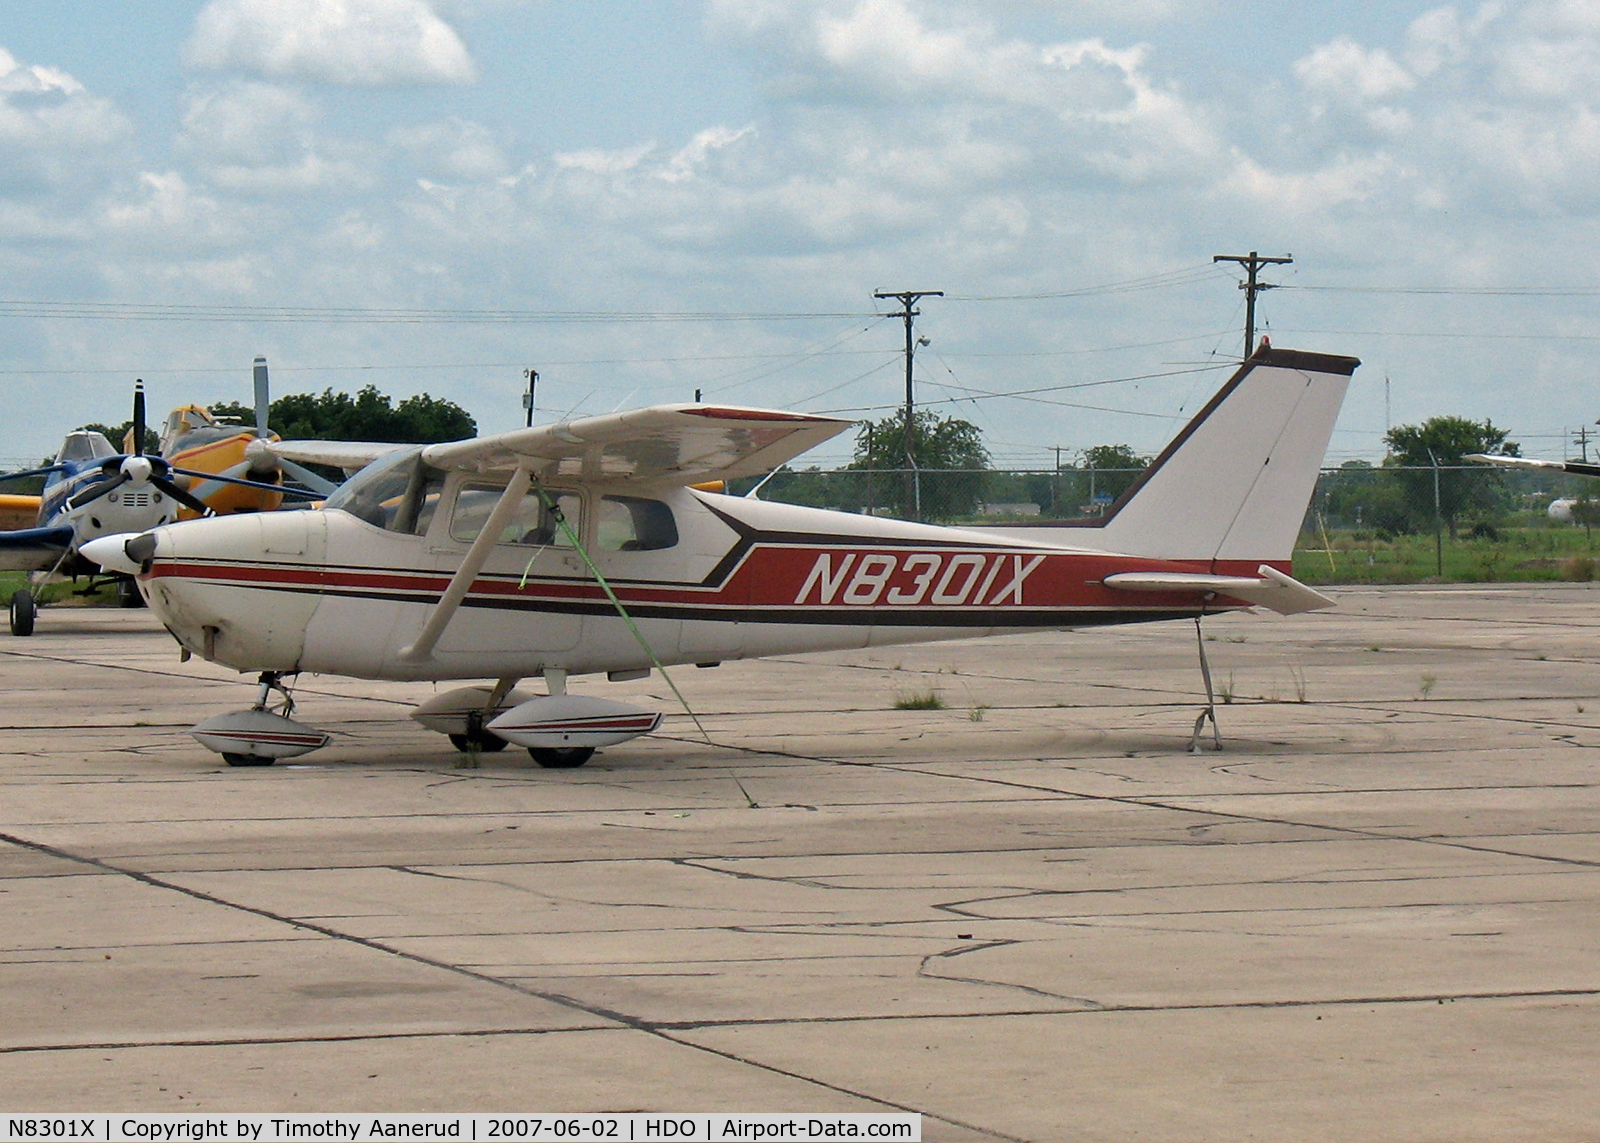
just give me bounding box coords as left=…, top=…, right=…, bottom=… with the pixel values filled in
left=1190, top=605, right=1223, bottom=754
left=447, top=676, right=517, bottom=753
left=254, top=671, right=297, bottom=718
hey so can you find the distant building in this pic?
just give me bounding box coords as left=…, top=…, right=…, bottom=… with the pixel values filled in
left=977, top=502, right=1041, bottom=517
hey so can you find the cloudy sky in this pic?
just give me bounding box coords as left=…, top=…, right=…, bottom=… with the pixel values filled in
left=4, top=0, right=1600, bottom=470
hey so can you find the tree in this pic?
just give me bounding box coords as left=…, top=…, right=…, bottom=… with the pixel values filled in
left=1080, top=444, right=1151, bottom=512
left=851, top=408, right=988, bottom=520
left=79, top=421, right=159, bottom=455
left=211, top=386, right=476, bottom=443
left=1321, top=458, right=1411, bottom=535
left=1384, top=416, right=1519, bottom=538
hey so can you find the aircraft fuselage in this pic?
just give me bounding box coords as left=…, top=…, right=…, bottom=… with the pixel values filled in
left=136, top=462, right=1255, bottom=682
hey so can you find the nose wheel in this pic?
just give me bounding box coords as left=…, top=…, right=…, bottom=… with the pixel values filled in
left=190, top=671, right=331, bottom=767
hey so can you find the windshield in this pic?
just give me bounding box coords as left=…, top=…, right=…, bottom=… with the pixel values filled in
left=323, top=447, right=444, bottom=534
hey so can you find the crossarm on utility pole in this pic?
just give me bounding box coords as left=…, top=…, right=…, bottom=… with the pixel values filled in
left=1213, top=251, right=1292, bottom=357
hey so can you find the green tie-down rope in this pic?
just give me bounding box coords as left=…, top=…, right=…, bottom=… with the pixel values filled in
left=528, top=481, right=710, bottom=744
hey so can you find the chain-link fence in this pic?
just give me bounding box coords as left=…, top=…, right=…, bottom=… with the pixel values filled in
left=742, top=463, right=1600, bottom=584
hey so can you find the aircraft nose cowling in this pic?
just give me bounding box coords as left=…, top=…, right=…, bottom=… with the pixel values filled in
left=143, top=511, right=327, bottom=672
left=80, top=532, right=148, bottom=576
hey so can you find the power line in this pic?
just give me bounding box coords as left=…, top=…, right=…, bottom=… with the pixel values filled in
left=946, top=263, right=1228, bottom=302
left=0, top=299, right=873, bottom=325
left=1285, top=284, right=1600, bottom=297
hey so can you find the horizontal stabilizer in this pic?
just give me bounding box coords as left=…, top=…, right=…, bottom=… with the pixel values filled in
left=1103, top=563, right=1334, bottom=615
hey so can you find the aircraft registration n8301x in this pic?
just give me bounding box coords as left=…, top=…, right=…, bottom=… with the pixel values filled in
left=86, top=344, right=1358, bottom=768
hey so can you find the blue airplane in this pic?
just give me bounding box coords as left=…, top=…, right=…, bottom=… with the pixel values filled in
left=0, top=381, right=307, bottom=635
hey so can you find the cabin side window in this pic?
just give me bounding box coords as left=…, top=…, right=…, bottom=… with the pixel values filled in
left=449, top=484, right=581, bottom=547
left=596, top=495, right=678, bottom=551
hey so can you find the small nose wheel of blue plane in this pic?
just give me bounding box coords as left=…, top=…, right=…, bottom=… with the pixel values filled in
left=9, top=589, right=35, bottom=637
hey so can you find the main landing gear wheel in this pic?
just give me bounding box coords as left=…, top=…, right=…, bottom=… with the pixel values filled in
left=9, top=590, right=35, bottom=637
left=449, top=730, right=508, bottom=753
left=530, top=746, right=594, bottom=769
left=222, top=752, right=277, bottom=767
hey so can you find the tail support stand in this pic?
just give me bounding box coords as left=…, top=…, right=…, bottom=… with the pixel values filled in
left=1190, top=601, right=1223, bottom=754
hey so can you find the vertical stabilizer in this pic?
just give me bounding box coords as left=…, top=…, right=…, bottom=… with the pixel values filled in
left=993, top=346, right=1357, bottom=567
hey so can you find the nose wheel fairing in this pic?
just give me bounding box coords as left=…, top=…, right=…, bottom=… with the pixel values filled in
left=189, top=672, right=331, bottom=767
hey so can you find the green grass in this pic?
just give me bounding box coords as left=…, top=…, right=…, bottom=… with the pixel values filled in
left=893, top=688, right=946, bottom=711
left=0, top=570, right=114, bottom=608
left=1295, top=523, right=1600, bottom=585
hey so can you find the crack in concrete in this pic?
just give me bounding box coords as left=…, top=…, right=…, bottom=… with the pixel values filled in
left=0, top=828, right=998, bottom=1134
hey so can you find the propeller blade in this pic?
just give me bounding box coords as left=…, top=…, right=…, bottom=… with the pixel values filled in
left=253, top=357, right=270, bottom=438
left=166, top=465, right=321, bottom=500
left=67, top=471, right=131, bottom=512
left=149, top=475, right=214, bottom=517
left=133, top=379, right=147, bottom=457
left=274, top=458, right=337, bottom=496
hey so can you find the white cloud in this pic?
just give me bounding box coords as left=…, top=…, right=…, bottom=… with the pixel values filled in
left=185, top=0, right=478, bottom=86
left=659, top=125, right=756, bottom=183
left=1295, top=37, right=1416, bottom=103
left=179, top=80, right=376, bottom=195
left=705, top=0, right=1223, bottom=203
left=1404, top=6, right=1475, bottom=76
left=389, top=118, right=507, bottom=180
left=181, top=81, right=318, bottom=165
left=0, top=46, right=127, bottom=150
left=100, top=172, right=236, bottom=242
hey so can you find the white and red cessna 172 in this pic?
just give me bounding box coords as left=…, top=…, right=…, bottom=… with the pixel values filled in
left=85, top=344, right=1357, bottom=767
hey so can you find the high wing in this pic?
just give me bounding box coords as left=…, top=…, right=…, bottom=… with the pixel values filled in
left=420, top=404, right=855, bottom=486
left=0, top=525, right=75, bottom=572
left=391, top=405, right=852, bottom=663
left=1467, top=453, right=1600, bottom=480
left=262, top=439, right=410, bottom=474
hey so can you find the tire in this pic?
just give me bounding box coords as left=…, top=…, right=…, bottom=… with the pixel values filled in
left=116, top=578, right=146, bottom=608
left=222, top=753, right=277, bottom=767
left=448, top=731, right=508, bottom=753
left=530, top=746, right=594, bottom=769
left=9, top=590, right=35, bottom=637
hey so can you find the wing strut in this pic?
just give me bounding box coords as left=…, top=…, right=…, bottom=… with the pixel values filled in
left=399, top=466, right=533, bottom=663
left=533, top=479, right=710, bottom=744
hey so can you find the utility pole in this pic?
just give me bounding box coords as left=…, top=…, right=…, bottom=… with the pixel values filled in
left=1576, top=425, right=1592, bottom=463
left=1213, top=251, right=1292, bottom=358
left=874, top=289, right=942, bottom=519
left=522, top=367, right=538, bottom=428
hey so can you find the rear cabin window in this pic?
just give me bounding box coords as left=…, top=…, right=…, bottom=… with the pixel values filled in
left=597, top=495, right=677, bottom=551
left=450, top=485, right=581, bottom=547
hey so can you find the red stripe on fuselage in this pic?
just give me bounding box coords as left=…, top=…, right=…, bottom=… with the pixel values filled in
left=148, top=542, right=1270, bottom=617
